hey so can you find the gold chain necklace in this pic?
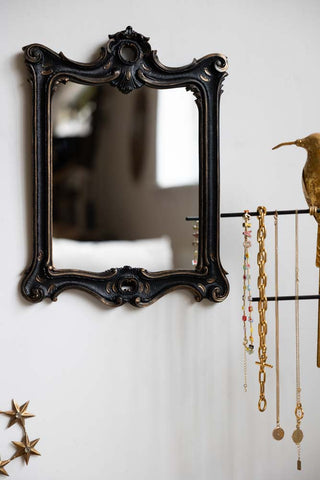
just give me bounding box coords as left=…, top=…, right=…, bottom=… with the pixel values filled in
left=256, top=206, right=273, bottom=412
left=292, top=211, right=304, bottom=470
left=272, top=211, right=284, bottom=440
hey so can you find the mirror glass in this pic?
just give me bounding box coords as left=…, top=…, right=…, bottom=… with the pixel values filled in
left=52, top=82, right=199, bottom=272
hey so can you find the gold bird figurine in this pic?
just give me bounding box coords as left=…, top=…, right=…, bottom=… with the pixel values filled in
left=273, top=133, right=320, bottom=367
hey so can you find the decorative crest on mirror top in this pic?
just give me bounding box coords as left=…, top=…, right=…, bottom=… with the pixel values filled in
left=21, top=26, right=229, bottom=307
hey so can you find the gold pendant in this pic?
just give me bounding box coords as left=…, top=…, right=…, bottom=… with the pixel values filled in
left=272, top=426, right=284, bottom=441
left=292, top=427, right=303, bottom=444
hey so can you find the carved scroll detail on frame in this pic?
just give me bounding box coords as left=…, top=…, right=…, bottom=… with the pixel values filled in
left=21, top=26, right=229, bottom=307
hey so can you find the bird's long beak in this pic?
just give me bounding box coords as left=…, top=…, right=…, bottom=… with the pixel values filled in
left=272, top=140, right=298, bottom=150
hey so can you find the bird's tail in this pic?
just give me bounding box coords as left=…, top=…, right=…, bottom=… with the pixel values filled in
left=317, top=224, right=320, bottom=268
left=317, top=226, right=320, bottom=367
left=318, top=268, right=320, bottom=367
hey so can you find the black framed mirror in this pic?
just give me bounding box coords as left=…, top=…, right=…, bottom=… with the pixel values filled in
left=21, top=26, right=229, bottom=307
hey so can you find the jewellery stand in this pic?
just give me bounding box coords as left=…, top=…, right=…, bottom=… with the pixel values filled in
left=188, top=208, right=320, bottom=369
left=187, top=208, right=320, bottom=302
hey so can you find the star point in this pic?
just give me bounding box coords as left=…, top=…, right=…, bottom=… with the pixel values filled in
left=0, top=459, right=10, bottom=476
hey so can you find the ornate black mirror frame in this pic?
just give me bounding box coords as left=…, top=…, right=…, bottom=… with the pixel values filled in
left=21, top=26, right=229, bottom=307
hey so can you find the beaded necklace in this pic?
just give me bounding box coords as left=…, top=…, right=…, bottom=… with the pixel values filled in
left=242, top=211, right=254, bottom=391
left=192, top=220, right=199, bottom=267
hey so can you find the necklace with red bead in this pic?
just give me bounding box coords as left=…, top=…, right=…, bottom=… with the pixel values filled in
left=242, top=211, right=254, bottom=392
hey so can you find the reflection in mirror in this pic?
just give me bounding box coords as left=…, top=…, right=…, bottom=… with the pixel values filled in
left=52, top=82, right=199, bottom=272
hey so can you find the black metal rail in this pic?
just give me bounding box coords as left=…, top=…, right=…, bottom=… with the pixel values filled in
left=186, top=208, right=320, bottom=302
left=186, top=207, right=320, bottom=221
left=252, top=295, right=320, bottom=302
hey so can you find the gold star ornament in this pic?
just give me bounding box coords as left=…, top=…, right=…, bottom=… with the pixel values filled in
left=0, top=399, right=40, bottom=475
left=1, top=400, right=34, bottom=428
left=12, top=433, right=41, bottom=465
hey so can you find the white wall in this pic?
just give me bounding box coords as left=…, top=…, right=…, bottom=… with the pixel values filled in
left=1, top=0, right=320, bottom=479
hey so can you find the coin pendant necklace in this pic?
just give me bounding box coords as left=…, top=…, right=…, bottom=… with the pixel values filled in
left=272, top=211, right=285, bottom=441
left=292, top=211, right=304, bottom=470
